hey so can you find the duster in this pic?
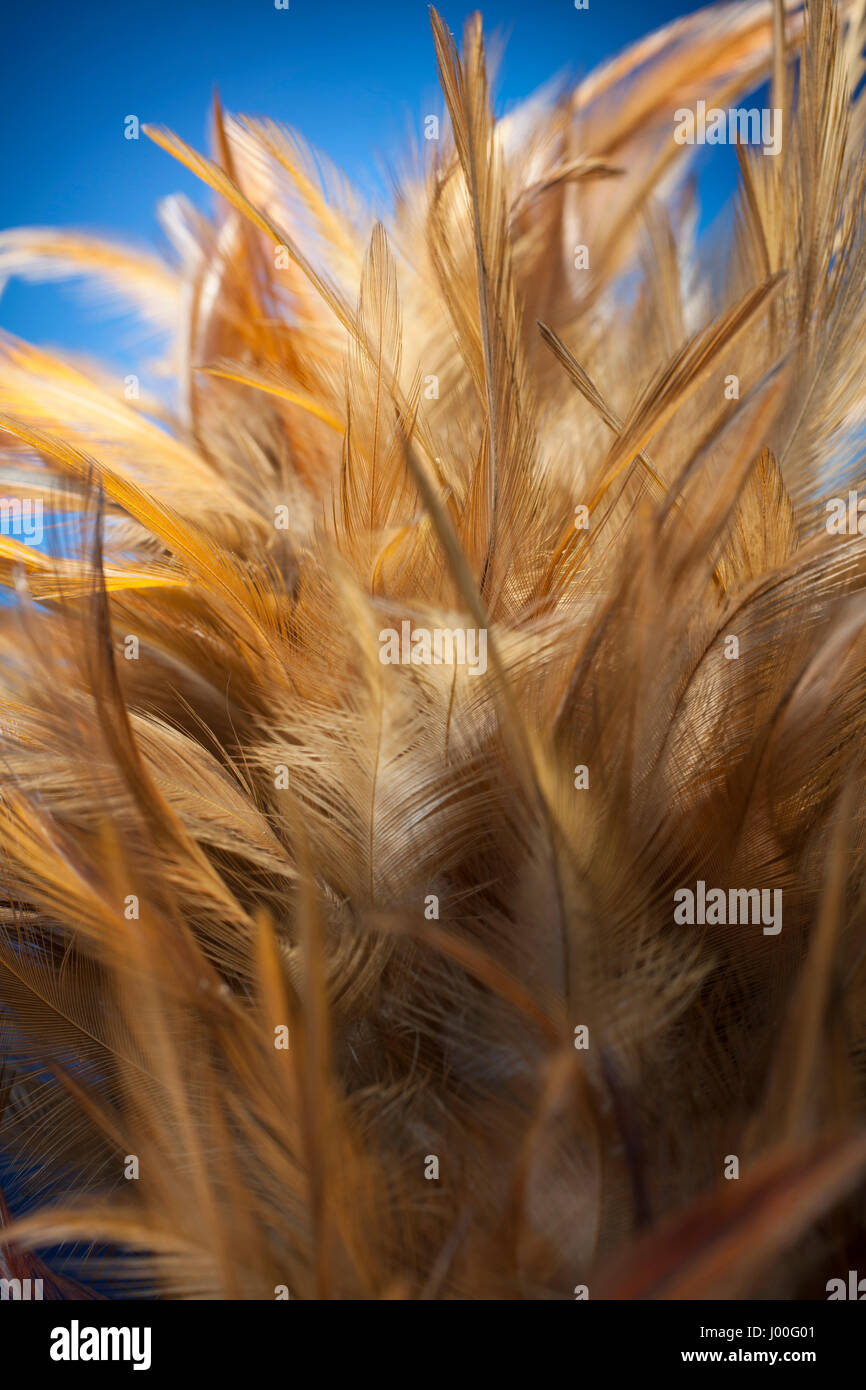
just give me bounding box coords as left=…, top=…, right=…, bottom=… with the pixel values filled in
left=1, top=0, right=866, bottom=1300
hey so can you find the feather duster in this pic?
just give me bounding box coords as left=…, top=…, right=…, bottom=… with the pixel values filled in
left=1, top=0, right=866, bottom=1299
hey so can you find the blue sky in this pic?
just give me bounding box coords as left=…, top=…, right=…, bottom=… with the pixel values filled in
left=1, top=0, right=733, bottom=361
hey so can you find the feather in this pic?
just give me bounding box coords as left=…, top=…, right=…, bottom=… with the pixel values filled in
left=1, top=0, right=866, bottom=1302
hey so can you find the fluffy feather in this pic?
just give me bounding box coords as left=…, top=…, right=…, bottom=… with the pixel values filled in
left=1, top=0, right=866, bottom=1299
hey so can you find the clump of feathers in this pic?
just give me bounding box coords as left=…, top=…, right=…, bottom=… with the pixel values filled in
left=1, top=0, right=866, bottom=1299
